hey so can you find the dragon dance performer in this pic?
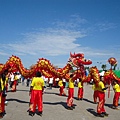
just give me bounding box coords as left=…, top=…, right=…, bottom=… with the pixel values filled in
left=92, top=83, right=98, bottom=104
left=0, top=71, right=8, bottom=118
left=77, top=78, right=84, bottom=100
left=4, top=73, right=9, bottom=92
left=111, top=80, right=120, bottom=109
left=67, top=74, right=76, bottom=110
left=29, top=71, right=45, bottom=116
left=29, top=84, right=33, bottom=113
left=96, top=76, right=109, bottom=117
left=58, top=78, right=66, bottom=96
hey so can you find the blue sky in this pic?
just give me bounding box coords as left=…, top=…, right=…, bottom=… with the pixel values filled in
left=0, top=0, right=120, bottom=70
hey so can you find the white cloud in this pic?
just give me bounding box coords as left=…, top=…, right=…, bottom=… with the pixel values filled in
left=52, top=14, right=87, bottom=30
left=95, top=22, right=117, bottom=32
left=2, top=28, right=86, bottom=56
left=0, top=27, right=117, bottom=60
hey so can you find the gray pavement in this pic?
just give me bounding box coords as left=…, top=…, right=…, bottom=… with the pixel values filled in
left=2, top=82, right=120, bottom=120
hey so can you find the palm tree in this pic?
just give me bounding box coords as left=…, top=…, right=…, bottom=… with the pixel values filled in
left=113, top=63, right=117, bottom=70
left=101, top=64, right=107, bottom=71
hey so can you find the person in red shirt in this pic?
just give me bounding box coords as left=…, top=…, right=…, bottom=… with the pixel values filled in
left=29, top=71, right=45, bottom=116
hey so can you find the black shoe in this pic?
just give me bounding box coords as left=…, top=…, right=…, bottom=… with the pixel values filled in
left=102, top=112, right=109, bottom=116
left=97, top=113, right=104, bottom=117
left=67, top=107, right=73, bottom=110
left=0, top=113, right=3, bottom=118
left=71, top=106, right=75, bottom=109
left=0, top=112, right=5, bottom=117
left=80, top=98, right=83, bottom=100
left=29, top=111, right=34, bottom=117
left=38, top=111, right=42, bottom=116
left=111, top=106, right=118, bottom=109
left=2, top=111, right=6, bottom=116
left=0, top=115, right=3, bottom=118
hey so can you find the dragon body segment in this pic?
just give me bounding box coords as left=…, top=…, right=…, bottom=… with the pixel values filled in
left=0, top=52, right=92, bottom=79
left=87, top=66, right=120, bottom=85
left=0, top=55, right=73, bottom=78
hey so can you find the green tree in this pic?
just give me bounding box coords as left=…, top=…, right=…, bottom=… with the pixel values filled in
left=101, top=64, right=107, bottom=70
left=85, top=66, right=90, bottom=71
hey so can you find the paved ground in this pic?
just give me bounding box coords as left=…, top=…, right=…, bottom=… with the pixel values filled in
left=1, top=82, right=120, bottom=120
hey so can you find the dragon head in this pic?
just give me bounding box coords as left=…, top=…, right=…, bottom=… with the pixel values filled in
left=68, top=52, right=92, bottom=68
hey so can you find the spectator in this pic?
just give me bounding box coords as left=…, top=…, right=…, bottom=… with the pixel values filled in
left=26, top=78, right=31, bottom=87
left=49, top=77, right=53, bottom=89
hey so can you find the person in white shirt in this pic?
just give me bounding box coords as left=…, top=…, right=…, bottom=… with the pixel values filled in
left=49, top=78, right=53, bottom=89
left=17, top=73, right=21, bottom=83
left=44, top=77, right=48, bottom=88
left=62, top=78, right=66, bottom=88
left=41, top=76, right=47, bottom=92
left=9, top=72, right=14, bottom=88
left=55, top=77, right=59, bottom=88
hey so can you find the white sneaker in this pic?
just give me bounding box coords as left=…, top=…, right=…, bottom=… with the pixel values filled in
left=5, top=101, right=8, bottom=106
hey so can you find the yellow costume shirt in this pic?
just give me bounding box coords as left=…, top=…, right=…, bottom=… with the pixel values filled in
left=78, top=82, right=83, bottom=88
left=14, top=75, right=18, bottom=80
left=97, top=81, right=105, bottom=92
left=68, top=78, right=74, bottom=88
left=113, top=84, right=120, bottom=92
left=92, top=84, right=98, bottom=91
left=58, top=80, right=63, bottom=87
left=31, top=77, right=45, bottom=90
left=0, top=78, right=6, bottom=91
left=5, top=76, right=8, bottom=83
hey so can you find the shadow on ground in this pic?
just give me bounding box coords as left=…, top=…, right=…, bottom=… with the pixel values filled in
left=86, top=108, right=98, bottom=117
left=43, top=101, right=77, bottom=109
left=6, top=98, right=29, bottom=104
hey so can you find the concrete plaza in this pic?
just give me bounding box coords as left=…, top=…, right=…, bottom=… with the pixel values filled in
left=2, top=82, right=120, bottom=120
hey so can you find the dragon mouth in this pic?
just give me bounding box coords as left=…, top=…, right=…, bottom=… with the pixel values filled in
left=68, top=57, right=92, bottom=68
left=81, top=59, right=92, bottom=65
left=67, top=59, right=74, bottom=67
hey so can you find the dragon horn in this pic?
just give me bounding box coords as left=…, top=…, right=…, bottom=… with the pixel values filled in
left=70, top=52, right=73, bottom=57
